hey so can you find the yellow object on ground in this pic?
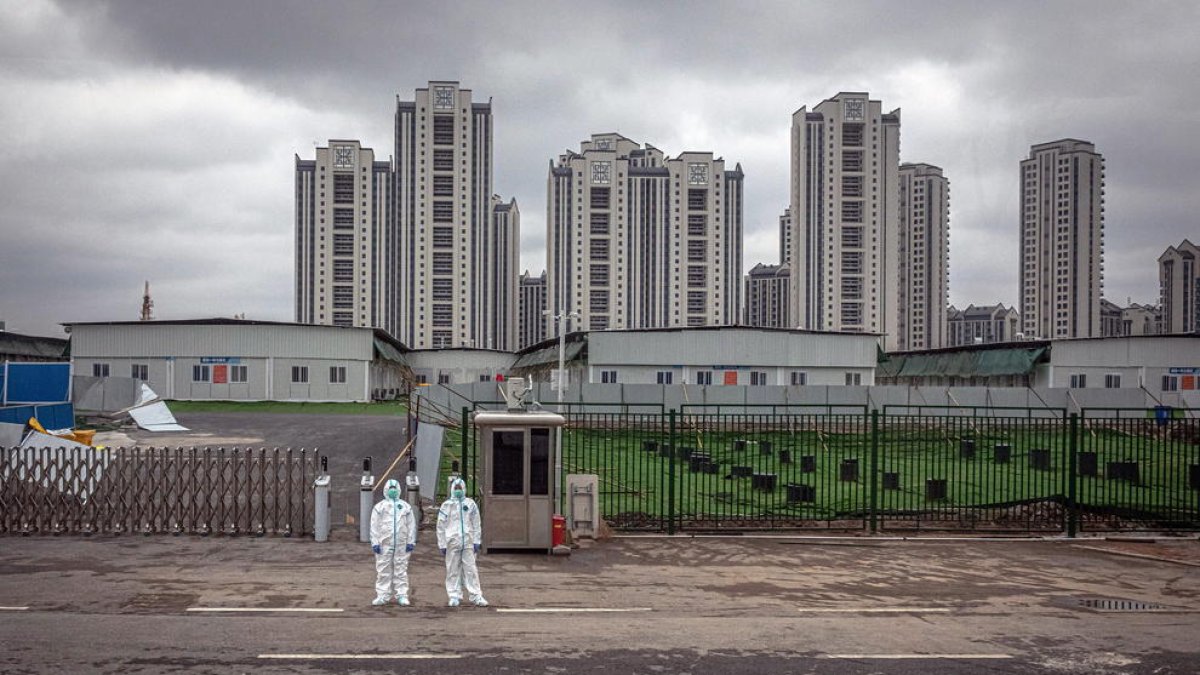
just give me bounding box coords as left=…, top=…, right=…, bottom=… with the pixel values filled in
left=28, top=418, right=48, bottom=434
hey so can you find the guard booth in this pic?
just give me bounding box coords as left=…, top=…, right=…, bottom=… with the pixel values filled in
left=474, top=410, right=566, bottom=552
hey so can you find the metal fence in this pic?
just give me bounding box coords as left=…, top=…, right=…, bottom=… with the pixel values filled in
left=460, top=405, right=1199, bottom=535
left=1, top=446, right=320, bottom=536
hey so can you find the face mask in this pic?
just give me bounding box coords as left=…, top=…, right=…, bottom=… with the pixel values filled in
left=386, top=488, right=400, bottom=500
left=453, top=489, right=465, bottom=500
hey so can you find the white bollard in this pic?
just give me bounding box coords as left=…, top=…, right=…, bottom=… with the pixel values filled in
left=360, top=473, right=375, bottom=543
left=313, top=474, right=332, bottom=542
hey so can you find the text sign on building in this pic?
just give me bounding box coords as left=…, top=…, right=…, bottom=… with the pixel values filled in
left=200, top=357, right=241, bottom=364
left=1168, top=367, right=1200, bottom=375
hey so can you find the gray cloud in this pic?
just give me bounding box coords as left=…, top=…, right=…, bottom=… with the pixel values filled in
left=1, top=0, right=1197, bottom=337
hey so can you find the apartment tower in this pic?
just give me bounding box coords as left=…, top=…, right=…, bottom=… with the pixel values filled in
left=789, top=92, right=901, bottom=348
left=546, top=133, right=743, bottom=334
left=518, top=270, right=547, bottom=349
left=897, top=163, right=949, bottom=350
left=1159, top=239, right=1199, bottom=333
left=295, top=140, right=394, bottom=332
left=393, top=81, right=518, bottom=349
left=1018, top=139, right=1105, bottom=339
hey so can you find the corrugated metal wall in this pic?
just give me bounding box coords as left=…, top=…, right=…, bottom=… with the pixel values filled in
left=71, top=324, right=375, bottom=360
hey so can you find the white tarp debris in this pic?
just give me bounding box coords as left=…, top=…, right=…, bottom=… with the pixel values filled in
left=12, top=432, right=112, bottom=499
left=128, top=402, right=188, bottom=432
left=126, top=384, right=188, bottom=432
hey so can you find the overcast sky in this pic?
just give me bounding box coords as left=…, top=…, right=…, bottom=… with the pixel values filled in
left=2, top=1, right=1197, bottom=338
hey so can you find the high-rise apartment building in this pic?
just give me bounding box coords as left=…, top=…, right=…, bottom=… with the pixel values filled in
left=789, top=92, right=901, bottom=348
left=1159, top=239, right=1199, bottom=334
left=947, top=304, right=1021, bottom=346
left=744, top=263, right=790, bottom=328
left=546, top=133, right=743, bottom=334
left=779, top=208, right=793, bottom=265
left=1018, top=139, right=1105, bottom=339
left=518, top=270, right=547, bottom=348
left=897, top=163, right=949, bottom=350
left=393, top=81, right=517, bottom=350
left=295, top=140, right=393, bottom=331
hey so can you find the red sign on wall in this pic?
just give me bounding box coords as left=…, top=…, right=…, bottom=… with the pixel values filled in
left=724, top=371, right=738, bottom=386
left=212, top=365, right=228, bottom=384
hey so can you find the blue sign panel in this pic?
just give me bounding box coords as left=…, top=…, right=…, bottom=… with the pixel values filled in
left=200, top=357, right=242, bottom=364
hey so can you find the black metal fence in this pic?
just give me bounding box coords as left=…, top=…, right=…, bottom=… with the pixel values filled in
left=462, top=405, right=1199, bottom=535
left=0, top=446, right=320, bottom=536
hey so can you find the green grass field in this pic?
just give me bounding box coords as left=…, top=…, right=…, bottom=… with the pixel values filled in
left=166, top=400, right=408, bottom=416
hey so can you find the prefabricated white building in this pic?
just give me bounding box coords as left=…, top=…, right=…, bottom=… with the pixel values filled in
left=66, top=319, right=411, bottom=402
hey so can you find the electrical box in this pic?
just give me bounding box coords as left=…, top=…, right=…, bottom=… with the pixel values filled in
left=566, top=474, right=599, bottom=539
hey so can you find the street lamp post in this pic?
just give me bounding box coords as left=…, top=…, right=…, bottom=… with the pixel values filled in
left=544, top=308, right=578, bottom=516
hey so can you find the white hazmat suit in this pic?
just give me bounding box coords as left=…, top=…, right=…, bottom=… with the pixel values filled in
left=437, top=477, right=487, bottom=606
left=370, top=478, right=417, bottom=606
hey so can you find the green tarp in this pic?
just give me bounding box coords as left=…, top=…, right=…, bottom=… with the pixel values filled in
left=879, top=347, right=1047, bottom=379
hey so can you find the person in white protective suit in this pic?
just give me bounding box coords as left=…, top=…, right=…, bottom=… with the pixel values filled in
left=370, top=478, right=417, bottom=606
left=436, top=477, right=487, bottom=607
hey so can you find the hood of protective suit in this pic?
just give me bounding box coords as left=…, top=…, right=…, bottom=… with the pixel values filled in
left=450, top=478, right=466, bottom=501
left=384, top=478, right=402, bottom=501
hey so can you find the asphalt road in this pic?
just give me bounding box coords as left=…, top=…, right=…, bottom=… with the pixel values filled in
left=2, top=534, right=1199, bottom=674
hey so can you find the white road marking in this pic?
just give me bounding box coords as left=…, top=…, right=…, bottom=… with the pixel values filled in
left=258, top=654, right=461, bottom=660
left=0, top=606, right=30, bottom=611
left=495, top=607, right=654, bottom=613
left=824, top=654, right=1013, bottom=660
left=798, top=607, right=953, bottom=613
left=186, top=607, right=344, bottom=613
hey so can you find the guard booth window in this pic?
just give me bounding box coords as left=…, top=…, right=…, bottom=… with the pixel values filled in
left=492, top=430, right=524, bottom=495
left=530, top=429, right=550, bottom=495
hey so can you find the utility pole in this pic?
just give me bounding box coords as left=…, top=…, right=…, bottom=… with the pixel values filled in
left=543, top=308, right=578, bottom=516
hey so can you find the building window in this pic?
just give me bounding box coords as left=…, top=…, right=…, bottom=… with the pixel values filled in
left=130, top=364, right=147, bottom=381
left=687, top=240, right=706, bottom=262
left=591, top=161, right=611, bottom=184
left=333, top=174, right=354, bottom=203
left=695, top=371, right=712, bottom=386
left=230, top=365, right=248, bottom=383
left=333, top=285, right=354, bottom=309
left=845, top=372, right=862, bottom=386
left=479, top=374, right=492, bottom=382
left=1162, top=375, right=1179, bottom=392
left=600, top=370, right=617, bottom=384
left=432, top=278, right=453, bottom=301
left=330, top=366, right=347, bottom=384
left=1104, top=374, right=1121, bottom=389
left=433, top=149, right=454, bottom=171
left=432, top=304, right=453, bottom=327
left=687, top=291, right=707, bottom=313
left=432, top=252, right=454, bottom=275
left=1069, top=374, right=1086, bottom=389
left=192, top=365, right=210, bottom=382
left=333, top=233, right=354, bottom=255
left=333, top=260, right=354, bottom=282
left=333, top=208, right=354, bottom=229
left=432, top=226, right=454, bottom=248
left=687, top=189, right=707, bottom=210
left=687, top=214, right=707, bottom=236
left=432, top=200, right=454, bottom=222
left=590, top=187, right=610, bottom=209
left=589, top=212, right=610, bottom=235
left=589, top=264, right=610, bottom=286
left=332, top=311, right=353, bottom=327
left=291, top=366, right=309, bottom=384
left=790, top=371, right=808, bottom=386
left=749, top=371, right=768, bottom=386
left=590, top=239, right=610, bottom=261
left=416, top=374, right=428, bottom=385
left=688, top=265, right=706, bottom=288
left=438, top=373, right=451, bottom=385
left=432, top=115, right=454, bottom=145
left=432, top=175, right=454, bottom=196
left=590, top=290, right=609, bottom=312
left=656, top=371, right=673, bottom=385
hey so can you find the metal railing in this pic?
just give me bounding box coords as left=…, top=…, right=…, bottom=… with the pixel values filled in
left=1, top=446, right=319, bottom=536
left=457, top=404, right=1200, bottom=535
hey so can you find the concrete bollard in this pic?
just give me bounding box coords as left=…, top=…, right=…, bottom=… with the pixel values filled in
left=359, top=456, right=375, bottom=543
left=314, top=460, right=331, bottom=542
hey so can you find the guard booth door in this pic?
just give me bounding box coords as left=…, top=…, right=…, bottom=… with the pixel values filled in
left=485, top=427, right=553, bottom=550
